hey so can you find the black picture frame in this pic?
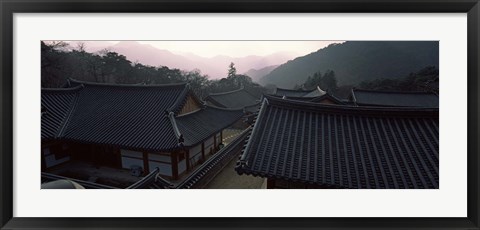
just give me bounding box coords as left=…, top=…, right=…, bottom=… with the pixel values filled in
left=1, top=0, right=479, bottom=229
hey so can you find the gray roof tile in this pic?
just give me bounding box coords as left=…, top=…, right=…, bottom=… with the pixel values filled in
left=274, top=87, right=325, bottom=98
left=236, top=95, right=439, bottom=189
left=41, top=86, right=82, bottom=139
left=351, top=89, right=439, bottom=107
left=42, top=80, right=243, bottom=152
left=176, top=106, right=244, bottom=146
left=205, top=88, right=260, bottom=109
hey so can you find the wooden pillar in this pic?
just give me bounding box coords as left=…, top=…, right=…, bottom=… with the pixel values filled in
left=185, top=149, right=190, bottom=171
left=116, top=148, right=122, bottom=168
left=267, top=178, right=275, bottom=189
left=142, top=152, right=150, bottom=175
left=171, top=151, right=178, bottom=180
left=41, top=148, right=46, bottom=171
left=213, top=134, right=217, bottom=151
left=201, top=142, right=205, bottom=161
left=220, top=130, right=223, bottom=143
left=90, top=145, right=96, bottom=165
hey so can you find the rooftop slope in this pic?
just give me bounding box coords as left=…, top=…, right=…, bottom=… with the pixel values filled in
left=41, top=86, right=82, bottom=139
left=205, top=87, right=260, bottom=109
left=351, top=89, right=439, bottom=107
left=236, top=96, right=439, bottom=189
left=42, top=79, right=244, bottom=152
left=176, top=106, right=244, bottom=146
left=274, top=86, right=325, bottom=98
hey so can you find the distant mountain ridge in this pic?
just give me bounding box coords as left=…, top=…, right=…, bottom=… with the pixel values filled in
left=77, top=41, right=298, bottom=79
left=243, top=65, right=279, bottom=82
left=260, top=41, right=439, bottom=88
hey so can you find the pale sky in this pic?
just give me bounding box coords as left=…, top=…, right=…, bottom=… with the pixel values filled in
left=74, top=40, right=343, bottom=58
left=137, top=41, right=342, bottom=58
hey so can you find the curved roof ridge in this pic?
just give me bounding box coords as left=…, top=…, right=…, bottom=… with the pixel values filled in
left=204, top=104, right=246, bottom=112
left=266, top=95, right=438, bottom=114
left=316, top=85, right=326, bottom=94
left=309, top=93, right=345, bottom=104
left=269, top=94, right=314, bottom=100
left=238, top=99, right=269, bottom=164
left=67, top=78, right=187, bottom=88
left=244, top=102, right=261, bottom=108
left=56, top=91, right=81, bottom=138
left=42, top=84, right=84, bottom=93
left=353, top=88, right=437, bottom=95
left=275, top=87, right=316, bottom=93
left=166, top=83, right=205, bottom=114
left=175, top=104, right=245, bottom=119
left=207, top=87, right=245, bottom=96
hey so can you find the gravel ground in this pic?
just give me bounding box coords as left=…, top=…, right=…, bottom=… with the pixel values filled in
left=204, top=156, right=265, bottom=189
left=222, top=129, right=244, bottom=144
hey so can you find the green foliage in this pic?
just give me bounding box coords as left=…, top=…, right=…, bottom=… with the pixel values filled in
left=303, top=70, right=338, bottom=93
left=227, top=62, right=237, bottom=78
left=358, top=66, right=439, bottom=93
left=41, top=42, right=264, bottom=98
left=261, top=41, right=439, bottom=88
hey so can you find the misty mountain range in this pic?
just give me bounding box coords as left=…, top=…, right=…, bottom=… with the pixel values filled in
left=76, top=41, right=297, bottom=79
left=74, top=41, right=439, bottom=88
left=260, top=41, right=439, bottom=88
left=243, top=65, right=279, bottom=82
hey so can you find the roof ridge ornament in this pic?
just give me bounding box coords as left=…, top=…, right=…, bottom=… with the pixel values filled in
left=167, top=111, right=184, bottom=146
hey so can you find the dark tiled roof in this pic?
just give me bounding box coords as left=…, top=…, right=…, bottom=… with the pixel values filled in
left=236, top=96, right=439, bottom=189
left=269, top=95, right=315, bottom=102
left=42, top=79, right=241, bottom=152
left=41, top=86, right=82, bottom=140
left=176, top=129, right=250, bottom=189
left=269, top=92, right=344, bottom=105
left=351, top=89, right=439, bottom=107
left=309, top=93, right=345, bottom=105
left=61, top=82, right=186, bottom=152
left=126, top=168, right=173, bottom=189
left=176, top=106, right=244, bottom=147
left=274, top=86, right=325, bottom=98
left=244, top=103, right=261, bottom=113
left=205, top=87, right=260, bottom=109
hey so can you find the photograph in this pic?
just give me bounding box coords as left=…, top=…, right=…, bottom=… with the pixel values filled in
left=40, top=40, right=439, bottom=189
left=2, top=0, right=478, bottom=228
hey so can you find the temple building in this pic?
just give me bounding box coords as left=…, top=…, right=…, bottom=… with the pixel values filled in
left=236, top=95, right=439, bottom=189
left=273, top=86, right=326, bottom=98
left=41, top=79, right=244, bottom=182
left=349, top=88, right=439, bottom=107
left=271, top=91, right=345, bottom=105
left=204, top=87, right=262, bottom=127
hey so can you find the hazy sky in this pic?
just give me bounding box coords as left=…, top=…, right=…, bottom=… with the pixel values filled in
left=75, top=40, right=342, bottom=58
left=140, top=41, right=341, bottom=57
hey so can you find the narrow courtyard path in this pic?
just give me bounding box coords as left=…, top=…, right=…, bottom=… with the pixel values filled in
left=204, top=155, right=264, bottom=189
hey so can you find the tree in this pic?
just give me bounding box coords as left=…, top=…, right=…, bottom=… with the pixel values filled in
left=183, top=69, right=209, bottom=98
left=304, top=72, right=322, bottom=89
left=235, top=74, right=253, bottom=88
left=41, top=41, right=70, bottom=87
left=227, top=62, right=236, bottom=78
left=357, top=66, right=439, bottom=93
left=99, top=51, right=132, bottom=83
left=321, top=70, right=338, bottom=93
left=40, top=42, right=267, bottom=97
left=300, top=70, right=337, bottom=93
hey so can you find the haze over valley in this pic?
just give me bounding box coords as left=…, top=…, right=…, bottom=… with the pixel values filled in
left=67, top=41, right=334, bottom=79
left=43, top=40, right=439, bottom=98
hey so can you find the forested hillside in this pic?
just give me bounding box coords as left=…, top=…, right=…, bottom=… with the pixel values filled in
left=41, top=42, right=263, bottom=98
left=260, top=41, right=439, bottom=88
left=243, top=65, right=278, bottom=82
